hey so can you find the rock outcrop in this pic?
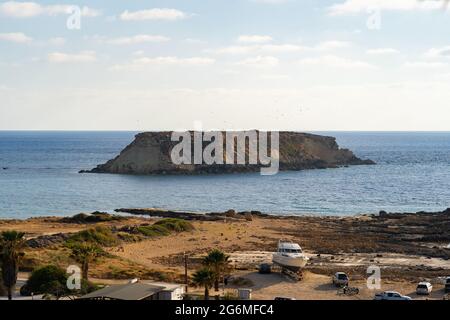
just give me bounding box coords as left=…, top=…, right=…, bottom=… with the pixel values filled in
left=81, top=131, right=374, bottom=175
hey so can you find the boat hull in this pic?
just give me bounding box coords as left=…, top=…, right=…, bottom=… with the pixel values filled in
left=272, top=254, right=308, bottom=270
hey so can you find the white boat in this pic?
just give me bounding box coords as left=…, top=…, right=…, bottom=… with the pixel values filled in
left=272, top=240, right=309, bottom=271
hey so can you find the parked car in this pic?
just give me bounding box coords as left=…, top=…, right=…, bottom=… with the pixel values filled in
left=259, top=263, right=272, bottom=274
left=445, top=277, right=450, bottom=293
left=274, top=297, right=296, bottom=300
left=332, top=272, right=349, bottom=287
left=416, top=282, right=433, bottom=295
left=374, top=291, right=412, bottom=301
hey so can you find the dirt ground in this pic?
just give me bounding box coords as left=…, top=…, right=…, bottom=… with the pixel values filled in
left=1, top=211, right=449, bottom=300
left=225, top=271, right=448, bottom=300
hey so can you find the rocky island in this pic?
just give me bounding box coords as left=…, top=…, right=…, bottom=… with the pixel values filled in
left=81, top=131, right=374, bottom=175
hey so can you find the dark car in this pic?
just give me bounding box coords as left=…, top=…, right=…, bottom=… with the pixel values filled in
left=259, top=263, right=272, bottom=274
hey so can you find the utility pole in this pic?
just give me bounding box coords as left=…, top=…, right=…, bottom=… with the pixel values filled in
left=184, top=251, right=188, bottom=293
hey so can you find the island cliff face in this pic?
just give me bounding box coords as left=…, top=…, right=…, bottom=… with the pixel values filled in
left=83, top=131, right=374, bottom=175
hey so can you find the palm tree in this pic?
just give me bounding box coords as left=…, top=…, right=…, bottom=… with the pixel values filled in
left=69, top=243, right=102, bottom=282
left=192, top=268, right=215, bottom=300
left=203, top=249, right=230, bottom=291
left=0, top=230, right=26, bottom=300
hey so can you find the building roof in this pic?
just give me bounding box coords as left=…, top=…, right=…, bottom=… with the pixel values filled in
left=80, top=283, right=166, bottom=300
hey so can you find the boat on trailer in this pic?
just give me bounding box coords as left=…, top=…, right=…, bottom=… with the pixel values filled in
left=272, top=240, right=309, bottom=272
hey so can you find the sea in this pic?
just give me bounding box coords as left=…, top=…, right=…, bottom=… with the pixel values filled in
left=0, top=131, right=449, bottom=218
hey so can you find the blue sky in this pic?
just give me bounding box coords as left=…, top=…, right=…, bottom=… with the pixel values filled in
left=1, top=0, right=450, bottom=130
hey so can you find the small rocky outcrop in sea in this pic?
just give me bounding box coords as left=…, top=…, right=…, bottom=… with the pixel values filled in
left=81, top=131, right=374, bottom=175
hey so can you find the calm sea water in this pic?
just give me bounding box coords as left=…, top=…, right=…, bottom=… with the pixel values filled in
left=0, top=131, right=449, bottom=218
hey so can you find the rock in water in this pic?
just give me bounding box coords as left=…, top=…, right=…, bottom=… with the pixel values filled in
left=82, top=131, right=374, bottom=175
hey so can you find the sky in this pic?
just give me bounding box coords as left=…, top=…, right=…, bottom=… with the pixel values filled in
left=1, top=0, right=450, bottom=131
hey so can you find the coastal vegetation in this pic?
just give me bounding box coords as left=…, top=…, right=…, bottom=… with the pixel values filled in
left=64, top=218, right=194, bottom=248
left=21, top=265, right=98, bottom=299
left=21, top=265, right=69, bottom=298
left=203, top=249, right=230, bottom=292
left=66, top=226, right=119, bottom=247
left=69, top=243, right=103, bottom=282
left=137, top=218, right=194, bottom=237
left=1, top=209, right=449, bottom=300
left=192, top=267, right=215, bottom=300
left=60, top=212, right=126, bottom=224
left=188, top=249, right=231, bottom=299
left=0, top=230, right=25, bottom=300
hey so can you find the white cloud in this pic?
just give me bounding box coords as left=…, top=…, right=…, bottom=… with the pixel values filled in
left=211, top=45, right=256, bottom=55
left=403, top=61, right=448, bottom=68
left=366, top=48, right=400, bottom=55
left=0, top=1, right=42, bottom=17
left=237, top=35, right=273, bottom=44
left=132, top=50, right=145, bottom=56
left=260, top=74, right=290, bottom=80
left=47, top=5, right=101, bottom=17
left=210, top=41, right=350, bottom=55
left=328, top=0, right=446, bottom=16
left=120, top=8, right=187, bottom=21
left=111, top=56, right=215, bottom=70
left=0, top=2, right=101, bottom=18
left=236, top=56, right=279, bottom=67
left=316, top=40, right=350, bottom=50
left=250, top=0, right=290, bottom=3
left=261, top=44, right=307, bottom=53
left=48, top=51, right=97, bottom=63
left=48, top=37, right=66, bottom=46
left=211, top=44, right=307, bottom=55
left=0, top=32, right=32, bottom=43
left=107, top=35, right=170, bottom=45
left=184, top=38, right=207, bottom=44
left=424, top=46, right=450, bottom=58
left=298, top=55, right=375, bottom=69
left=134, top=56, right=214, bottom=66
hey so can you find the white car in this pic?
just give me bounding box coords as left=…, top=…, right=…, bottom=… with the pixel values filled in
left=416, top=282, right=433, bottom=295
left=332, top=272, right=349, bottom=287
left=374, top=291, right=412, bottom=301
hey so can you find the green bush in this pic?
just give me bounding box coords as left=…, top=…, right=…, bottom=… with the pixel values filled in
left=222, top=292, right=239, bottom=300
left=66, top=226, right=118, bottom=247
left=61, top=212, right=126, bottom=224
left=20, top=265, right=68, bottom=297
left=154, top=218, right=194, bottom=232
left=137, top=224, right=171, bottom=237
left=116, top=232, right=143, bottom=242
left=135, top=219, right=194, bottom=238
left=21, top=265, right=98, bottom=298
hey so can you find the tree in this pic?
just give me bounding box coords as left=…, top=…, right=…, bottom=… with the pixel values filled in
left=192, top=268, right=215, bottom=300
left=203, top=249, right=230, bottom=291
left=0, top=277, right=6, bottom=297
left=21, top=265, right=69, bottom=299
left=21, top=265, right=98, bottom=299
left=0, top=230, right=25, bottom=300
left=69, top=243, right=102, bottom=282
